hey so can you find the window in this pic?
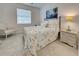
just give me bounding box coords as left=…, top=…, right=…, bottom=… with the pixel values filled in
left=17, top=8, right=31, bottom=24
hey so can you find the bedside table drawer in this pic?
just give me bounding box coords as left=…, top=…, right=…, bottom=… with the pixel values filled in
left=60, top=31, right=77, bottom=48
left=61, top=34, right=76, bottom=42
left=61, top=32, right=76, bottom=38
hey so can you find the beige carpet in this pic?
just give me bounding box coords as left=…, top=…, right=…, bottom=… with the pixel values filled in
left=0, top=34, right=78, bottom=56
left=37, top=40, right=77, bottom=56
left=0, top=34, right=24, bottom=56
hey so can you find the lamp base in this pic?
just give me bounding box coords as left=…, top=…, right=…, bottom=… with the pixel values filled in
left=67, top=29, right=71, bottom=31
left=67, top=25, right=71, bottom=31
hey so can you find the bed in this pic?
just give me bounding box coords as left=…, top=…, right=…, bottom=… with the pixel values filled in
left=24, top=20, right=59, bottom=56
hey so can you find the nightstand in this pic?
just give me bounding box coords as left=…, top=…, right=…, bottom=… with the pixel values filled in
left=60, top=30, right=78, bottom=48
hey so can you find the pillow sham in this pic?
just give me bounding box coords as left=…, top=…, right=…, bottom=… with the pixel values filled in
left=41, top=21, right=48, bottom=27
left=47, top=20, right=59, bottom=28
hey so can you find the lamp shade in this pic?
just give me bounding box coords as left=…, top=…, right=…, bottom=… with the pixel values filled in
left=66, top=16, right=73, bottom=22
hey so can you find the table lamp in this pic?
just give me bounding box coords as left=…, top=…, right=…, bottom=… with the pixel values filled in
left=66, top=16, right=73, bottom=31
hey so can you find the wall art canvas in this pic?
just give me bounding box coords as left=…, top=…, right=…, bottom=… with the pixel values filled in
left=45, top=7, right=58, bottom=20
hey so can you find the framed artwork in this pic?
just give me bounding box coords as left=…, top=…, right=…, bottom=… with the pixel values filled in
left=45, top=7, right=58, bottom=21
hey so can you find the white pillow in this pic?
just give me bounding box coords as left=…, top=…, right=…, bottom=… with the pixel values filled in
left=41, top=21, right=48, bottom=27
left=48, top=20, right=59, bottom=28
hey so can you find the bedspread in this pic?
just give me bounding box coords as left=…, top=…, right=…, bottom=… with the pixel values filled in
left=24, top=26, right=59, bottom=56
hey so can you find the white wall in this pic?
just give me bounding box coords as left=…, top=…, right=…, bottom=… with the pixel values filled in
left=40, top=3, right=79, bottom=32
left=0, top=3, right=79, bottom=33
left=61, top=16, right=79, bottom=32
left=0, top=3, right=41, bottom=33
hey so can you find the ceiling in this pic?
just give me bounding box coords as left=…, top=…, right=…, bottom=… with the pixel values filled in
left=23, top=3, right=79, bottom=9
left=23, top=3, right=45, bottom=8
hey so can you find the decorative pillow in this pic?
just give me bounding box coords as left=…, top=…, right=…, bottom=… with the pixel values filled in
left=47, top=20, right=59, bottom=28
left=41, top=21, right=48, bottom=27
